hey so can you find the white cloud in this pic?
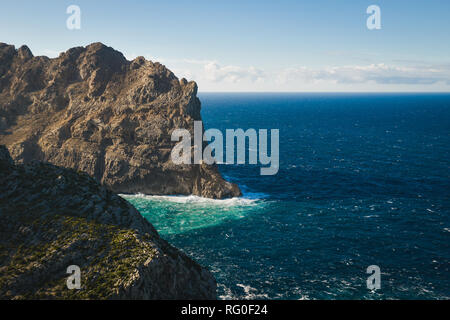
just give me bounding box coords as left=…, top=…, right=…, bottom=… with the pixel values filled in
left=120, top=53, right=450, bottom=91
left=166, top=59, right=267, bottom=86
left=203, top=62, right=265, bottom=83
left=276, top=63, right=450, bottom=86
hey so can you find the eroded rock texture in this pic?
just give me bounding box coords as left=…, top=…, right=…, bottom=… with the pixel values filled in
left=0, top=42, right=241, bottom=198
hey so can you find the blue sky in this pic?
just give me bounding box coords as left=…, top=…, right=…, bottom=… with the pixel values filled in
left=1, top=0, right=449, bottom=91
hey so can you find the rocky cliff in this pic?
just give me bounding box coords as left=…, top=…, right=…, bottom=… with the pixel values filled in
left=0, top=42, right=241, bottom=198
left=0, top=145, right=216, bottom=299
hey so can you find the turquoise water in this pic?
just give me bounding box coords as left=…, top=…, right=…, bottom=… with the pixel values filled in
left=123, top=93, right=450, bottom=299
left=123, top=193, right=266, bottom=236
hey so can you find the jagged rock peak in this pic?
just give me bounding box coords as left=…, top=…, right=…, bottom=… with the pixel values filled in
left=0, top=42, right=241, bottom=199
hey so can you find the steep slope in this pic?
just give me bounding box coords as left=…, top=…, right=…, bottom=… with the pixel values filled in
left=0, top=42, right=241, bottom=198
left=0, top=145, right=216, bottom=299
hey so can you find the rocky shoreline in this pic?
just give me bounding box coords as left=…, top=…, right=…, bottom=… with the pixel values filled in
left=0, top=145, right=216, bottom=299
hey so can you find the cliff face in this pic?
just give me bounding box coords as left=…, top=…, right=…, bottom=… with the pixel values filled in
left=0, top=145, right=216, bottom=299
left=0, top=42, right=241, bottom=198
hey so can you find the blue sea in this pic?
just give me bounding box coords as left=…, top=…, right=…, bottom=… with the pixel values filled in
left=123, top=93, right=450, bottom=299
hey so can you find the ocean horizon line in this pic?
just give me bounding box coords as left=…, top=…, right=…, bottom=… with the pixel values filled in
left=198, top=91, right=450, bottom=94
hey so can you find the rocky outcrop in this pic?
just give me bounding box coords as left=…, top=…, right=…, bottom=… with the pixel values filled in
left=0, top=145, right=216, bottom=299
left=0, top=42, right=241, bottom=198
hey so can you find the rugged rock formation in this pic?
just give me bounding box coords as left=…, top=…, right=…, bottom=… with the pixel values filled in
left=0, top=145, right=216, bottom=299
left=0, top=42, right=241, bottom=198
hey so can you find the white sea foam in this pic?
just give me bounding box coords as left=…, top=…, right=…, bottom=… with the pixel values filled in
left=120, top=189, right=267, bottom=207
left=236, top=284, right=270, bottom=299
left=218, top=283, right=270, bottom=300
left=119, top=184, right=270, bottom=235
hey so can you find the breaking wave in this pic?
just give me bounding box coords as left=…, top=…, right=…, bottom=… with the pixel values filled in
left=120, top=191, right=267, bottom=235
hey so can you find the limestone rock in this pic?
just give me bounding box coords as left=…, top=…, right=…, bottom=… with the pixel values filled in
left=0, top=42, right=241, bottom=198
